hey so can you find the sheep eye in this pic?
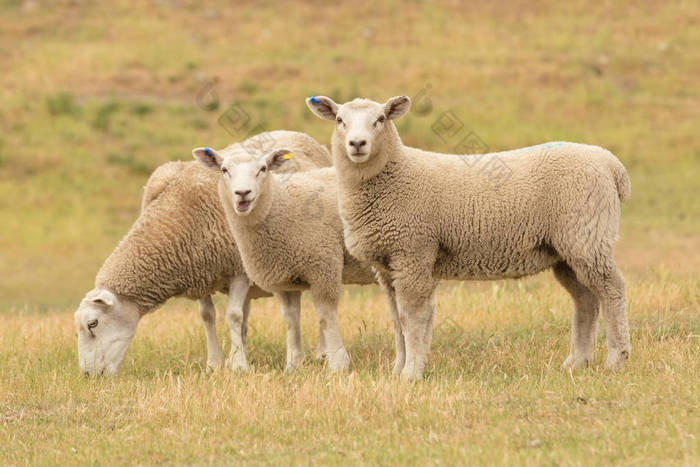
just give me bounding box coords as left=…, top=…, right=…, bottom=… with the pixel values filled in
left=221, top=167, right=229, bottom=175
left=336, top=117, right=343, bottom=125
left=87, top=319, right=98, bottom=330
left=258, top=166, right=267, bottom=175
left=377, top=115, right=385, bottom=123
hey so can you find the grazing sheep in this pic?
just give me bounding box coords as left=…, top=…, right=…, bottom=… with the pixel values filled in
left=193, top=147, right=376, bottom=372
left=307, top=95, right=631, bottom=380
left=74, top=131, right=331, bottom=376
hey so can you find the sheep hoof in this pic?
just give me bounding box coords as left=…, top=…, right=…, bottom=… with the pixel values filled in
left=327, top=347, right=350, bottom=372
left=227, top=354, right=250, bottom=373
left=392, top=358, right=405, bottom=376
left=400, top=361, right=424, bottom=381
left=230, top=361, right=250, bottom=373
left=285, top=352, right=304, bottom=373
left=206, top=359, right=224, bottom=372
left=315, top=350, right=327, bottom=361
left=400, top=370, right=423, bottom=382
left=561, top=354, right=590, bottom=370
left=206, top=351, right=225, bottom=370
left=605, top=349, right=630, bottom=371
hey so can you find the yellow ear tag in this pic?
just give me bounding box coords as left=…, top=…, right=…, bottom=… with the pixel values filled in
left=281, top=153, right=293, bottom=160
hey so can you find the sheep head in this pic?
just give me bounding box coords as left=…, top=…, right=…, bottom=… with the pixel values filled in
left=306, top=95, right=411, bottom=164
left=193, top=146, right=292, bottom=216
left=74, top=289, right=140, bottom=376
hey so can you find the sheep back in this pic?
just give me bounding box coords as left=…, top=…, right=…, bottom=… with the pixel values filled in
left=96, top=131, right=330, bottom=312
left=339, top=142, right=630, bottom=282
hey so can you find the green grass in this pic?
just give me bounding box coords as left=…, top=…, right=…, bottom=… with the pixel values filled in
left=0, top=0, right=698, bottom=464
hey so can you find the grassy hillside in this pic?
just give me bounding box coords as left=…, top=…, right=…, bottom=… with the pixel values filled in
left=1, top=0, right=698, bottom=307
left=1, top=0, right=698, bottom=465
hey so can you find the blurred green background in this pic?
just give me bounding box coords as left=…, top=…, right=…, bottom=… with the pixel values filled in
left=0, top=0, right=698, bottom=309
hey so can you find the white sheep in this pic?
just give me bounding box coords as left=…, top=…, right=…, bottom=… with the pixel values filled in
left=74, top=131, right=331, bottom=376
left=307, top=95, right=632, bottom=380
left=193, top=147, right=376, bottom=372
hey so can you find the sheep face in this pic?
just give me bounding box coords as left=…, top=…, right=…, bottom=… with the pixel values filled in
left=74, top=289, right=140, bottom=376
left=306, top=96, right=411, bottom=163
left=193, top=147, right=292, bottom=216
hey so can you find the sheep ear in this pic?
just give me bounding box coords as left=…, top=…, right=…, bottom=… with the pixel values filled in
left=192, top=147, right=224, bottom=170
left=265, top=149, right=293, bottom=171
left=306, top=96, right=338, bottom=120
left=87, top=290, right=115, bottom=308
left=384, top=95, right=411, bottom=120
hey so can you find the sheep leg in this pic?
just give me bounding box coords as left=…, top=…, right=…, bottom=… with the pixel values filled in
left=395, top=268, right=437, bottom=381
left=397, top=294, right=434, bottom=381
left=311, top=290, right=350, bottom=372
left=277, top=291, right=304, bottom=372
left=376, top=270, right=405, bottom=375
left=569, top=260, right=630, bottom=370
left=315, top=318, right=328, bottom=361
left=553, top=262, right=600, bottom=369
left=599, top=266, right=630, bottom=370
left=241, top=297, right=250, bottom=345
left=225, top=275, right=251, bottom=372
left=422, top=287, right=438, bottom=354
left=198, top=295, right=224, bottom=369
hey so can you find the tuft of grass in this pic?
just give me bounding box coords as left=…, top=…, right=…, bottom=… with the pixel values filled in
left=92, top=100, right=121, bottom=132
left=202, top=99, right=219, bottom=112
left=238, top=78, right=259, bottom=95
left=190, top=117, right=209, bottom=130
left=130, top=102, right=153, bottom=116
left=45, top=92, right=80, bottom=116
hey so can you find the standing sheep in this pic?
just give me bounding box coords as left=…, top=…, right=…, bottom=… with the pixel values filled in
left=192, top=147, right=376, bottom=372
left=307, top=95, right=631, bottom=381
left=74, top=131, right=331, bottom=376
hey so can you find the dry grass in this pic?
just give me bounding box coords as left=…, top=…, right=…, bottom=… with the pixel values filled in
left=1, top=275, right=698, bottom=465
left=1, top=0, right=699, bottom=464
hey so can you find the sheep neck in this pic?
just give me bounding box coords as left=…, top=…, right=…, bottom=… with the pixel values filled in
left=95, top=206, right=197, bottom=314
left=97, top=172, right=239, bottom=315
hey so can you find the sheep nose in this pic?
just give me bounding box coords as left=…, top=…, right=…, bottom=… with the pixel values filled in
left=348, top=139, right=367, bottom=148
left=234, top=190, right=251, bottom=198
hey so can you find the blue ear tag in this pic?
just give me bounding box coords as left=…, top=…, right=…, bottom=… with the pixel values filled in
left=310, top=96, right=321, bottom=104
left=204, top=147, right=212, bottom=156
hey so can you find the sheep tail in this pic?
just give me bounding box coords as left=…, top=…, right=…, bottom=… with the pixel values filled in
left=609, top=156, right=631, bottom=203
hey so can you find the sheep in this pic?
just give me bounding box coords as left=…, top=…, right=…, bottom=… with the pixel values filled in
left=74, top=130, right=332, bottom=376
left=192, top=147, right=376, bottom=372
left=307, top=95, right=632, bottom=381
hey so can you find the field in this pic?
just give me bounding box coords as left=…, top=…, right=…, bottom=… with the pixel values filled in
left=1, top=0, right=698, bottom=465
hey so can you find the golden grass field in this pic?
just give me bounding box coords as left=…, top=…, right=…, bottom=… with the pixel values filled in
left=1, top=0, right=698, bottom=465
